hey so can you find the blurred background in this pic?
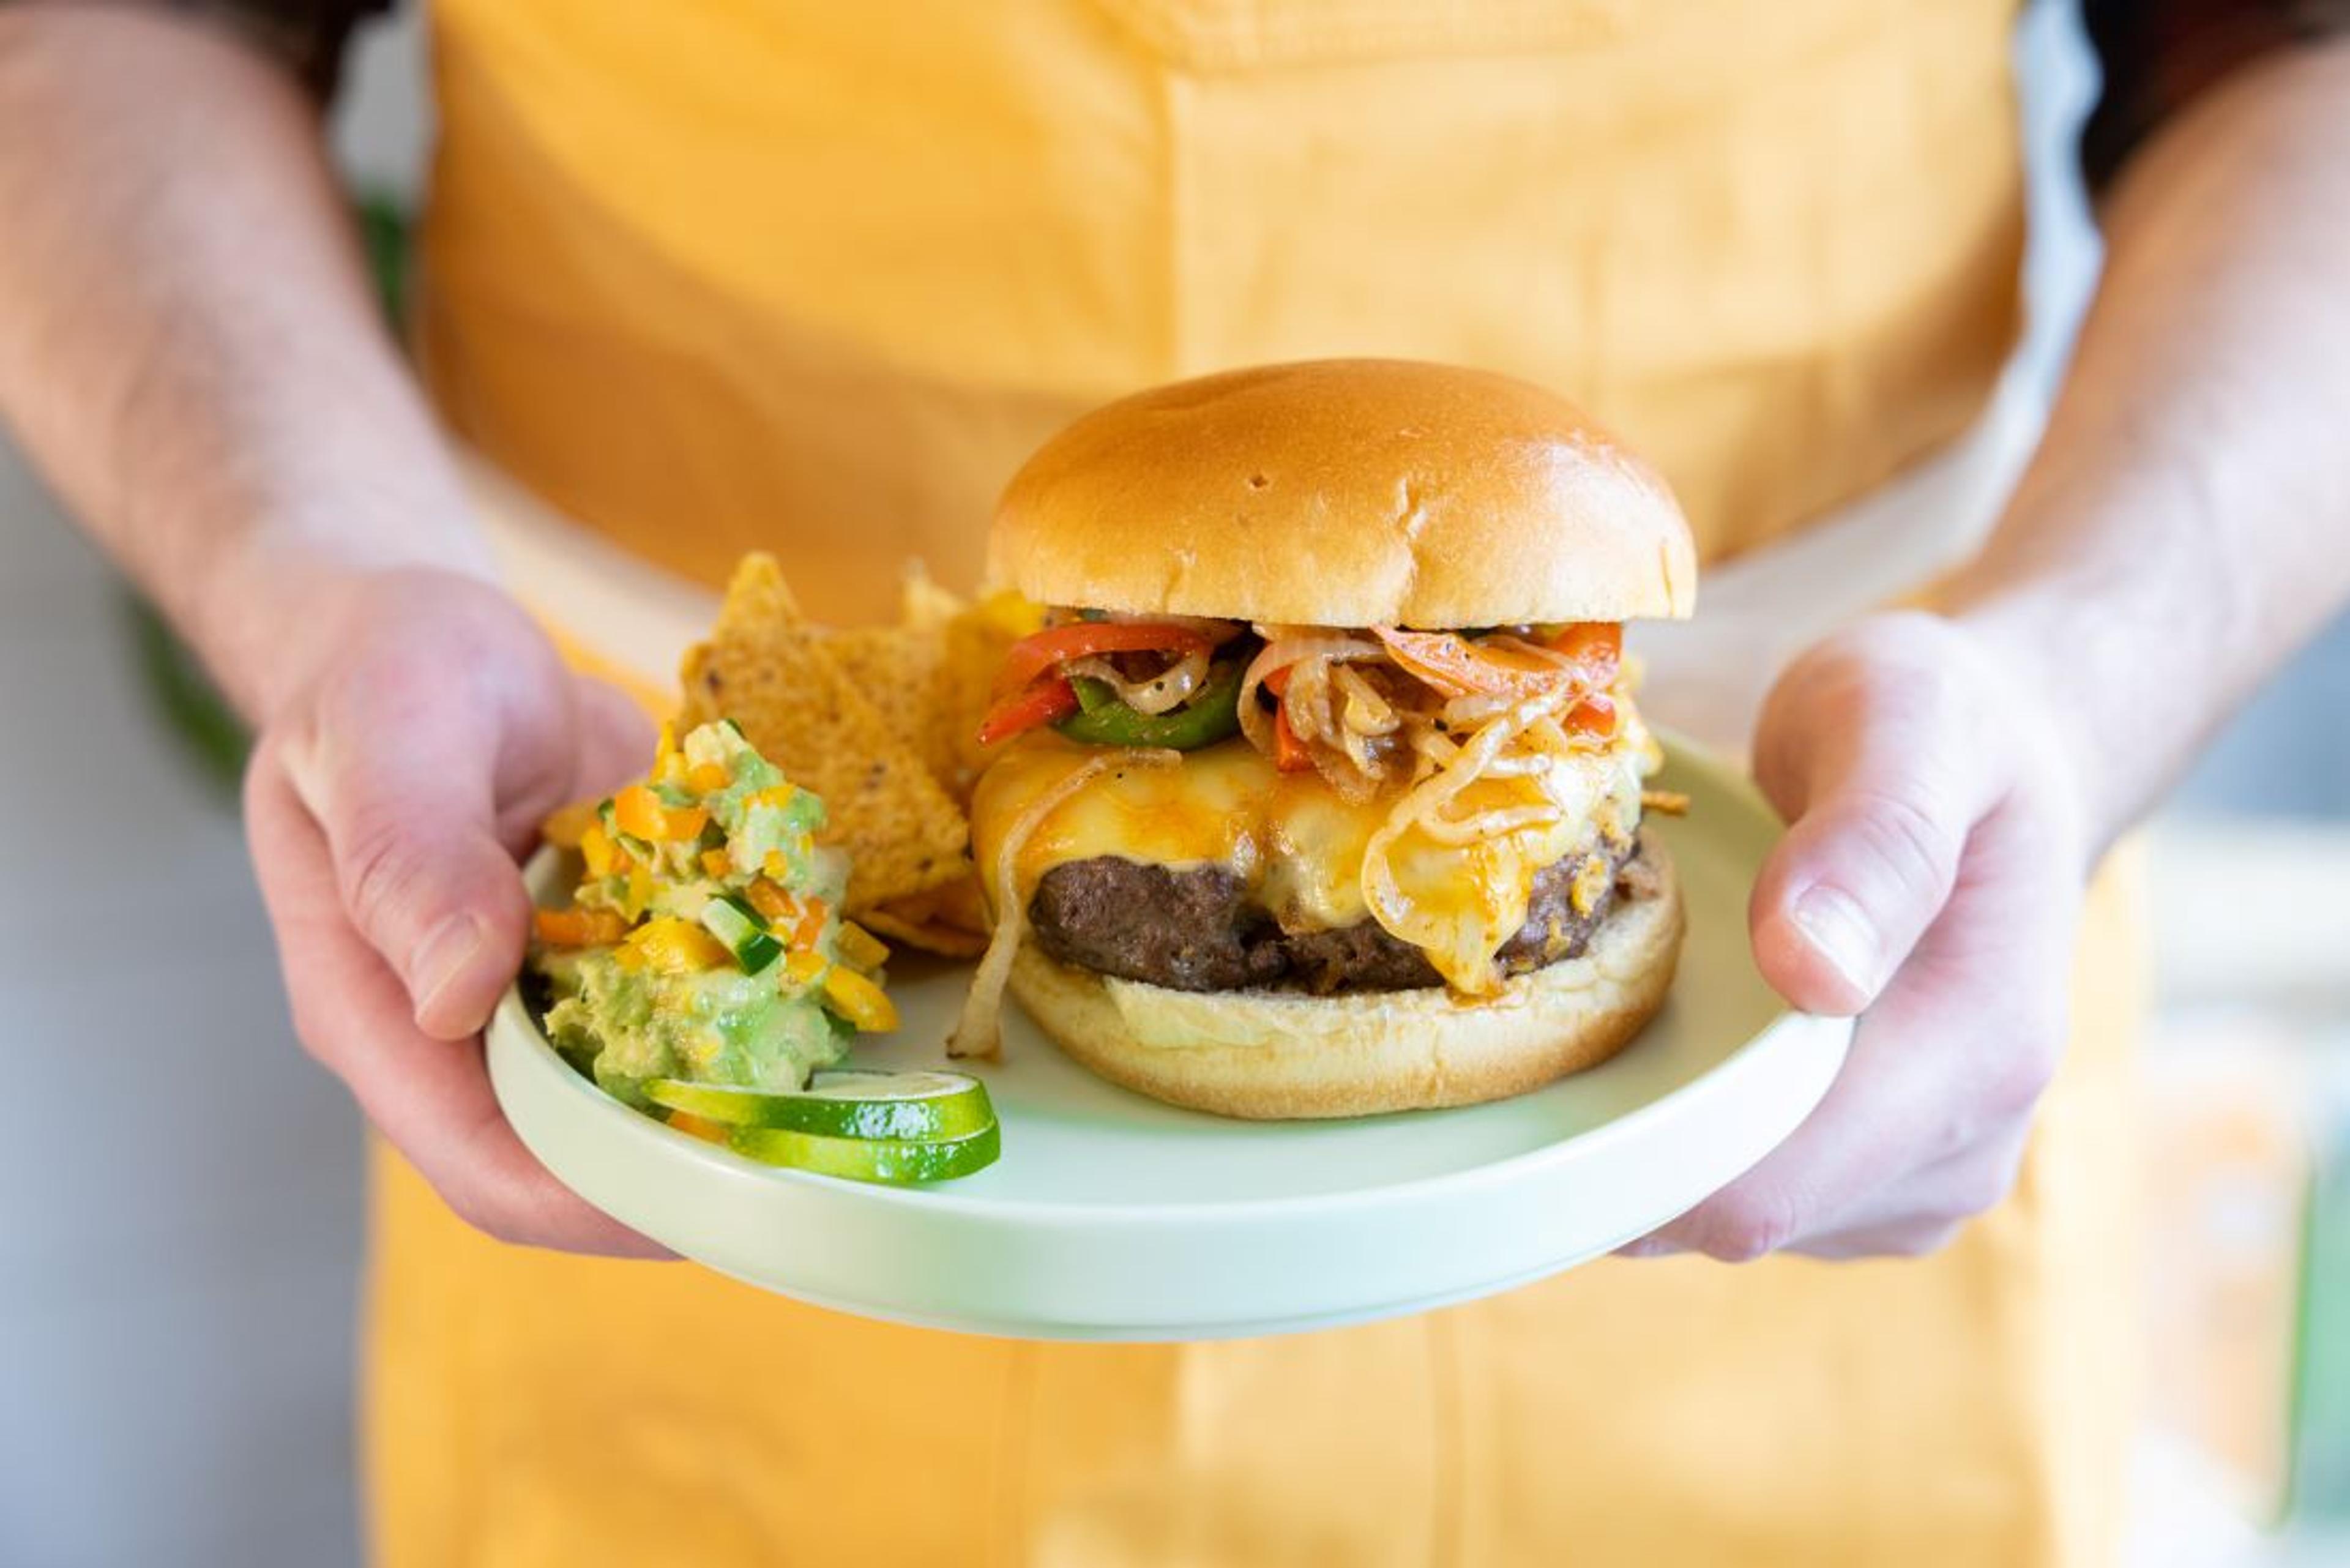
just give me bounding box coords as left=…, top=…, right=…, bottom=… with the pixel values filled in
left=1, top=4, right=2344, bottom=1564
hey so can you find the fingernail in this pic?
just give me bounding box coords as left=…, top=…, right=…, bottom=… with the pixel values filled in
left=412, top=913, right=487, bottom=1023
left=1788, top=884, right=1878, bottom=1001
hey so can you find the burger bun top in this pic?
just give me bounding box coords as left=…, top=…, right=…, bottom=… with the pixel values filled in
left=988, top=359, right=1696, bottom=628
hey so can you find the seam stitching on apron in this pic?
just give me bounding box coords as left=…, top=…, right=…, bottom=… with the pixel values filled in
left=1427, top=1310, right=1464, bottom=1568
left=992, top=1340, right=1039, bottom=1566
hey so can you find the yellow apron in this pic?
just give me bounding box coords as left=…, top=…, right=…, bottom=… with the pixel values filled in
left=378, top=2, right=2136, bottom=1561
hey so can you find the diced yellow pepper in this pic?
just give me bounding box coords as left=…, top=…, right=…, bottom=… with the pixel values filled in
left=837, top=920, right=890, bottom=973
left=614, top=784, right=708, bottom=843
left=686, top=761, right=731, bottom=794
left=781, top=950, right=827, bottom=987
left=745, top=879, right=794, bottom=923
left=652, top=722, right=685, bottom=785
left=539, top=799, right=601, bottom=849
left=619, top=917, right=729, bottom=974
left=822, top=965, right=899, bottom=1033
left=623, top=861, right=655, bottom=921
left=580, top=822, right=620, bottom=879
left=532, top=906, right=629, bottom=947
left=612, top=784, right=666, bottom=841
left=699, top=849, right=732, bottom=878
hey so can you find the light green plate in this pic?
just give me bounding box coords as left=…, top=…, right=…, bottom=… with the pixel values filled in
left=488, top=735, right=1850, bottom=1340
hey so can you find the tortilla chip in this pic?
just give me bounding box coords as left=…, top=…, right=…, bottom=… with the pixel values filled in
left=900, top=562, right=969, bottom=632
left=824, top=576, right=1036, bottom=810
left=933, top=591, right=1037, bottom=801
left=862, top=908, right=988, bottom=959
left=824, top=622, right=958, bottom=800
left=864, top=873, right=991, bottom=959
left=679, top=555, right=968, bottom=914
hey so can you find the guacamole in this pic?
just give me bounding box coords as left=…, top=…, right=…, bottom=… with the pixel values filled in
left=531, top=720, right=898, bottom=1108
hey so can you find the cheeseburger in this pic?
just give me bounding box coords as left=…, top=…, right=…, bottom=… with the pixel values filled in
left=955, top=359, right=1695, bottom=1119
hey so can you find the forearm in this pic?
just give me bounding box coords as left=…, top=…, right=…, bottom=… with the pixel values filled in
left=1944, top=39, right=2350, bottom=855
left=0, top=4, right=485, bottom=722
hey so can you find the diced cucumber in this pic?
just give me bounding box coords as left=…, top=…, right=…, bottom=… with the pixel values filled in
left=644, top=1070, right=994, bottom=1142
left=698, top=892, right=783, bottom=976
left=735, top=931, right=786, bottom=978
left=728, top=1120, right=1001, bottom=1184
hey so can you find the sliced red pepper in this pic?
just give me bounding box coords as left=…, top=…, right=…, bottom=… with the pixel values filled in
left=1373, top=627, right=1565, bottom=699
left=976, top=673, right=1079, bottom=747
left=1272, top=700, right=1313, bottom=772
left=992, top=622, right=1215, bottom=700
left=1567, top=693, right=1618, bottom=738
left=1259, top=666, right=1317, bottom=771
left=1546, top=621, right=1623, bottom=682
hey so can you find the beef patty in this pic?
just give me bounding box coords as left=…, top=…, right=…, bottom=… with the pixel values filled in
left=1028, top=836, right=1644, bottom=994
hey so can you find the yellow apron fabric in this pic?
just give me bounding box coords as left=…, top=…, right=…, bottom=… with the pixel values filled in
left=414, top=0, right=2023, bottom=622
left=377, top=2, right=2138, bottom=1562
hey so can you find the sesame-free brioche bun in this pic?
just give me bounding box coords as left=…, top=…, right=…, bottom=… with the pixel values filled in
left=988, top=359, right=1696, bottom=629
left=1006, top=837, right=1684, bottom=1120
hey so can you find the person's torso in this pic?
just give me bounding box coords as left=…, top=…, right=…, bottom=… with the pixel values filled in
left=416, top=0, right=2024, bottom=623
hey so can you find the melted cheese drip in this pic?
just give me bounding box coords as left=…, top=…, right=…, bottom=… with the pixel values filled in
left=972, top=730, right=1647, bottom=986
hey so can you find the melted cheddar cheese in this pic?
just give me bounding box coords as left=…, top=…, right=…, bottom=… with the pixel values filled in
left=971, top=731, right=1646, bottom=990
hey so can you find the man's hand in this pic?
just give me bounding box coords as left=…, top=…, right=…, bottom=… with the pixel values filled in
left=243, top=569, right=665, bottom=1253
left=1632, top=611, right=2090, bottom=1260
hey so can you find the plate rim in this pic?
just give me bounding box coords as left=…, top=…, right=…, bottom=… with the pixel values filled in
left=493, top=980, right=1837, bottom=1226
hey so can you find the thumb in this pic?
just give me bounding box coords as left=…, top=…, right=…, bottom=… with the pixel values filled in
left=1748, top=652, right=1991, bottom=1017
left=272, top=704, right=534, bottom=1042
left=569, top=674, right=660, bottom=800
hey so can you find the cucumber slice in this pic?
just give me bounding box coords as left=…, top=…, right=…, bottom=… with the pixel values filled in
left=644, top=1070, right=994, bottom=1142
left=728, top=1120, right=1001, bottom=1184
left=698, top=892, right=783, bottom=976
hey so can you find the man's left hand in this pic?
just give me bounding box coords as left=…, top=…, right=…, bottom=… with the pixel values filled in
left=1628, top=610, right=2090, bottom=1260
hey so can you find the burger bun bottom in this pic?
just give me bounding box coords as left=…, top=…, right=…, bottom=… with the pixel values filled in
left=1007, top=835, right=1684, bottom=1120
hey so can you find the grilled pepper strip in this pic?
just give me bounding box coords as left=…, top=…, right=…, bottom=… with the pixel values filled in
left=976, top=673, right=1079, bottom=747
left=1055, top=658, right=1244, bottom=750
left=992, top=621, right=1214, bottom=700
left=1373, top=627, right=1565, bottom=700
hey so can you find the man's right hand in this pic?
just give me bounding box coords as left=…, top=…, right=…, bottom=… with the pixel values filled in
left=242, top=568, right=667, bottom=1253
